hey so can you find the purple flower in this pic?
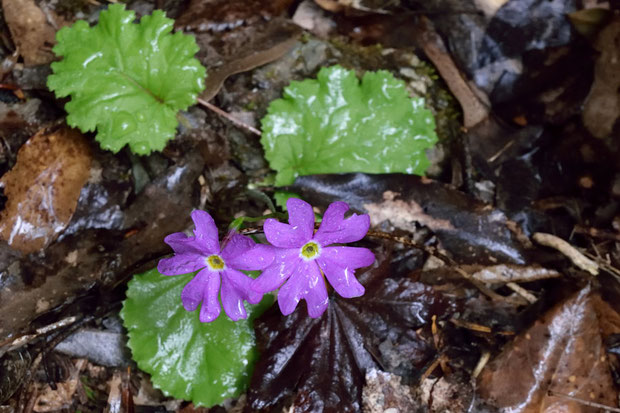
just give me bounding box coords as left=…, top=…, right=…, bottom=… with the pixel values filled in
left=158, top=210, right=274, bottom=322
left=251, top=198, right=375, bottom=318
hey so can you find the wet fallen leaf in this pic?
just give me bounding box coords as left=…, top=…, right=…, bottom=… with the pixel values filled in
left=0, top=99, right=54, bottom=176
left=291, top=173, right=530, bottom=265
left=0, top=152, right=204, bottom=341
left=425, top=0, right=591, bottom=125
left=478, top=285, right=620, bottom=412
left=0, top=126, right=91, bottom=253
left=247, top=244, right=457, bottom=412
left=1, top=0, right=56, bottom=66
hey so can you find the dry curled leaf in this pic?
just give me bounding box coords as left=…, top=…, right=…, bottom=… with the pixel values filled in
left=0, top=127, right=91, bottom=253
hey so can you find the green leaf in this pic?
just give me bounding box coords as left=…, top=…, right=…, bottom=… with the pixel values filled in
left=274, top=190, right=300, bottom=210
left=261, top=65, right=437, bottom=186
left=47, top=4, right=206, bottom=155
left=120, top=268, right=272, bottom=407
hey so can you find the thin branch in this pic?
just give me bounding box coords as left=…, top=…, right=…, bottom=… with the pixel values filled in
left=197, top=98, right=262, bottom=136
left=548, top=390, right=620, bottom=412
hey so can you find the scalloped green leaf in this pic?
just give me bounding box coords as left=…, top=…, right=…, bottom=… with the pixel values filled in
left=120, top=268, right=272, bottom=407
left=261, top=65, right=437, bottom=186
left=47, top=4, right=206, bottom=155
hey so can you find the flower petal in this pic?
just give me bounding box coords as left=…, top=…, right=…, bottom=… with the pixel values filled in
left=220, top=276, right=248, bottom=321
left=224, top=269, right=263, bottom=305
left=317, top=246, right=374, bottom=298
left=263, top=198, right=315, bottom=248
left=278, top=261, right=328, bottom=318
left=320, top=246, right=376, bottom=269
left=317, top=261, right=362, bottom=298
left=180, top=268, right=210, bottom=311
left=286, top=198, right=315, bottom=240
left=221, top=232, right=254, bottom=262
left=191, top=210, right=220, bottom=254
left=263, top=219, right=308, bottom=249
left=251, top=249, right=300, bottom=293
left=200, top=270, right=222, bottom=322
left=163, top=232, right=206, bottom=255
left=225, top=244, right=275, bottom=271
left=157, top=253, right=205, bottom=275
left=313, top=202, right=370, bottom=246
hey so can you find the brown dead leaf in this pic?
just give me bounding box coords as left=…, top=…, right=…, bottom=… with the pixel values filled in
left=2, top=0, right=57, bottom=66
left=478, top=285, right=620, bottom=412
left=0, top=127, right=91, bottom=253
left=582, top=16, right=620, bottom=138
left=198, top=21, right=301, bottom=102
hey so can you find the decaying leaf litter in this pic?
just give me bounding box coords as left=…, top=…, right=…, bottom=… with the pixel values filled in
left=0, top=0, right=619, bottom=411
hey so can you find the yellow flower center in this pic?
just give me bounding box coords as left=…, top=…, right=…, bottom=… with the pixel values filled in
left=300, top=241, right=320, bottom=260
left=206, top=254, right=225, bottom=271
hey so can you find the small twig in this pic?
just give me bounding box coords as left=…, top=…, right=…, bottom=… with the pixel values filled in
left=487, top=139, right=515, bottom=163
left=532, top=232, right=599, bottom=275
left=238, top=226, right=264, bottom=236
left=420, top=356, right=442, bottom=383
left=367, top=230, right=452, bottom=263
left=0, top=316, right=78, bottom=355
left=453, top=267, right=511, bottom=303
left=574, top=225, right=620, bottom=242
left=582, top=251, right=620, bottom=283
left=16, top=316, right=94, bottom=413
left=471, top=350, right=490, bottom=380
left=449, top=317, right=514, bottom=336
left=197, top=98, right=262, bottom=136
left=506, top=282, right=537, bottom=304
left=430, top=316, right=451, bottom=376
left=547, top=390, right=620, bottom=412
left=368, top=230, right=528, bottom=303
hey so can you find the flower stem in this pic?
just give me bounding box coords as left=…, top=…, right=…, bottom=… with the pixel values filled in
left=229, top=212, right=288, bottom=231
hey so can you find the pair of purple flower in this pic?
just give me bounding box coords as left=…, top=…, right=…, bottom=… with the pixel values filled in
left=157, top=198, right=375, bottom=322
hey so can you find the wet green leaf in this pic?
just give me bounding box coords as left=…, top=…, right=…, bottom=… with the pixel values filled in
left=274, top=190, right=300, bottom=210
left=47, top=4, right=206, bottom=154
left=261, top=66, right=437, bottom=186
left=121, top=268, right=272, bottom=407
